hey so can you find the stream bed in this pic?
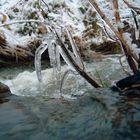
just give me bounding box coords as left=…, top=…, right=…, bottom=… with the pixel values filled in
left=0, top=55, right=140, bottom=140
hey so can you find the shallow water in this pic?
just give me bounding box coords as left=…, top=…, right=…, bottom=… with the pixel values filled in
left=0, top=91, right=140, bottom=140
left=0, top=55, right=140, bottom=140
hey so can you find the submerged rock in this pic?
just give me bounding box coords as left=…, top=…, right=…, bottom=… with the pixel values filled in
left=122, top=88, right=140, bottom=98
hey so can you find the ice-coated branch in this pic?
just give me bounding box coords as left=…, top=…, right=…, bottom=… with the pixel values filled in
left=103, top=25, right=117, bottom=42
left=131, top=10, right=139, bottom=30
left=0, top=20, right=44, bottom=28
left=65, top=27, right=84, bottom=70
left=123, top=0, right=140, bottom=12
left=40, top=0, right=51, bottom=12
left=123, top=0, right=140, bottom=40
left=89, top=0, right=138, bottom=74
left=119, top=55, right=131, bottom=76
left=52, top=27, right=101, bottom=88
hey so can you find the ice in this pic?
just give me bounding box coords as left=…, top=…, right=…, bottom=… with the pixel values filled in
left=65, top=27, right=84, bottom=69
left=35, top=32, right=55, bottom=83
left=48, top=42, right=61, bottom=83
left=35, top=42, right=48, bottom=83
left=35, top=32, right=62, bottom=86
left=56, top=45, right=61, bottom=79
left=57, top=45, right=75, bottom=71
left=60, top=69, right=78, bottom=96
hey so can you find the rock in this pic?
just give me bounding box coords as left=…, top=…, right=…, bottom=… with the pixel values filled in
left=116, top=72, right=140, bottom=90
left=0, top=82, right=11, bottom=98
left=0, top=82, right=10, bottom=93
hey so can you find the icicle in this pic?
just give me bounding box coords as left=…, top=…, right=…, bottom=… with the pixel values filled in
left=48, top=41, right=55, bottom=67
left=57, top=45, right=76, bottom=71
left=135, top=29, right=139, bottom=40
left=65, top=27, right=84, bottom=69
left=56, top=45, right=61, bottom=80
left=48, top=41, right=62, bottom=84
left=60, top=69, right=78, bottom=96
left=48, top=41, right=57, bottom=83
left=35, top=42, right=48, bottom=83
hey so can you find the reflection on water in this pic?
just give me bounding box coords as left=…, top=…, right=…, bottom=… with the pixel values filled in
left=0, top=91, right=140, bottom=140
left=0, top=98, right=10, bottom=104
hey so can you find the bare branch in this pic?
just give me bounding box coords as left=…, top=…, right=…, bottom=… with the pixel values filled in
left=113, top=0, right=121, bottom=24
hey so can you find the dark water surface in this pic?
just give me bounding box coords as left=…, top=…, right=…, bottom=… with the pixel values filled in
left=0, top=91, right=140, bottom=140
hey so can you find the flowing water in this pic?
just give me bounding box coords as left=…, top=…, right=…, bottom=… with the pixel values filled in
left=0, top=55, right=140, bottom=140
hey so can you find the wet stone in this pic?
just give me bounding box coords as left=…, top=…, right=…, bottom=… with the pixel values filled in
left=0, top=82, right=10, bottom=93
left=0, top=82, right=11, bottom=99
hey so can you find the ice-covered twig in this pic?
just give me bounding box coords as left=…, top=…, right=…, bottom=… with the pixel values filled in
left=60, top=69, right=78, bottom=94
left=103, top=25, right=117, bottom=42
left=65, top=27, right=84, bottom=70
left=35, top=42, right=48, bottom=82
left=131, top=9, right=139, bottom=40
left=89, top=0, right=138, bottom=74
left=0, top=20, right=44, bottom=28
left=57, top=45, right=76, bottom=71
left=40, top=0, right=51, bottom=12
left=52, top=26, right=101, bottom=88
left=119, top=55, right=131, bottom=76
left=131, top=10, right=139, bottom=30
left=123, top=0, right=140, bottom=12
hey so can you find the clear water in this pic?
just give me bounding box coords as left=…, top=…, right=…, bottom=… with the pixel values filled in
left=0, top=55, right=140, bottom=140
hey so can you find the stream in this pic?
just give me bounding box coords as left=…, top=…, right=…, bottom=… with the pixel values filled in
left=0, top=55, right=140, bottom=140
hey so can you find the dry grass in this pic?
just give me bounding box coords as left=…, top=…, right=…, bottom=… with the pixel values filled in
left=0, top=33, right=41, bottom=62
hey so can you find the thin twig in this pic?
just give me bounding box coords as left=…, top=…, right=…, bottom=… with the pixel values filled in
left=40, top=0, right=51, bottom=12
left=131, top=10, right=139, bottom=30
left=65, top=27, right=85, bottom=70
left=123, top=0, right=140, bottom=11
left=0, top=20, right=44, bottom=28
left=103, top=25, right=117, bottom=42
